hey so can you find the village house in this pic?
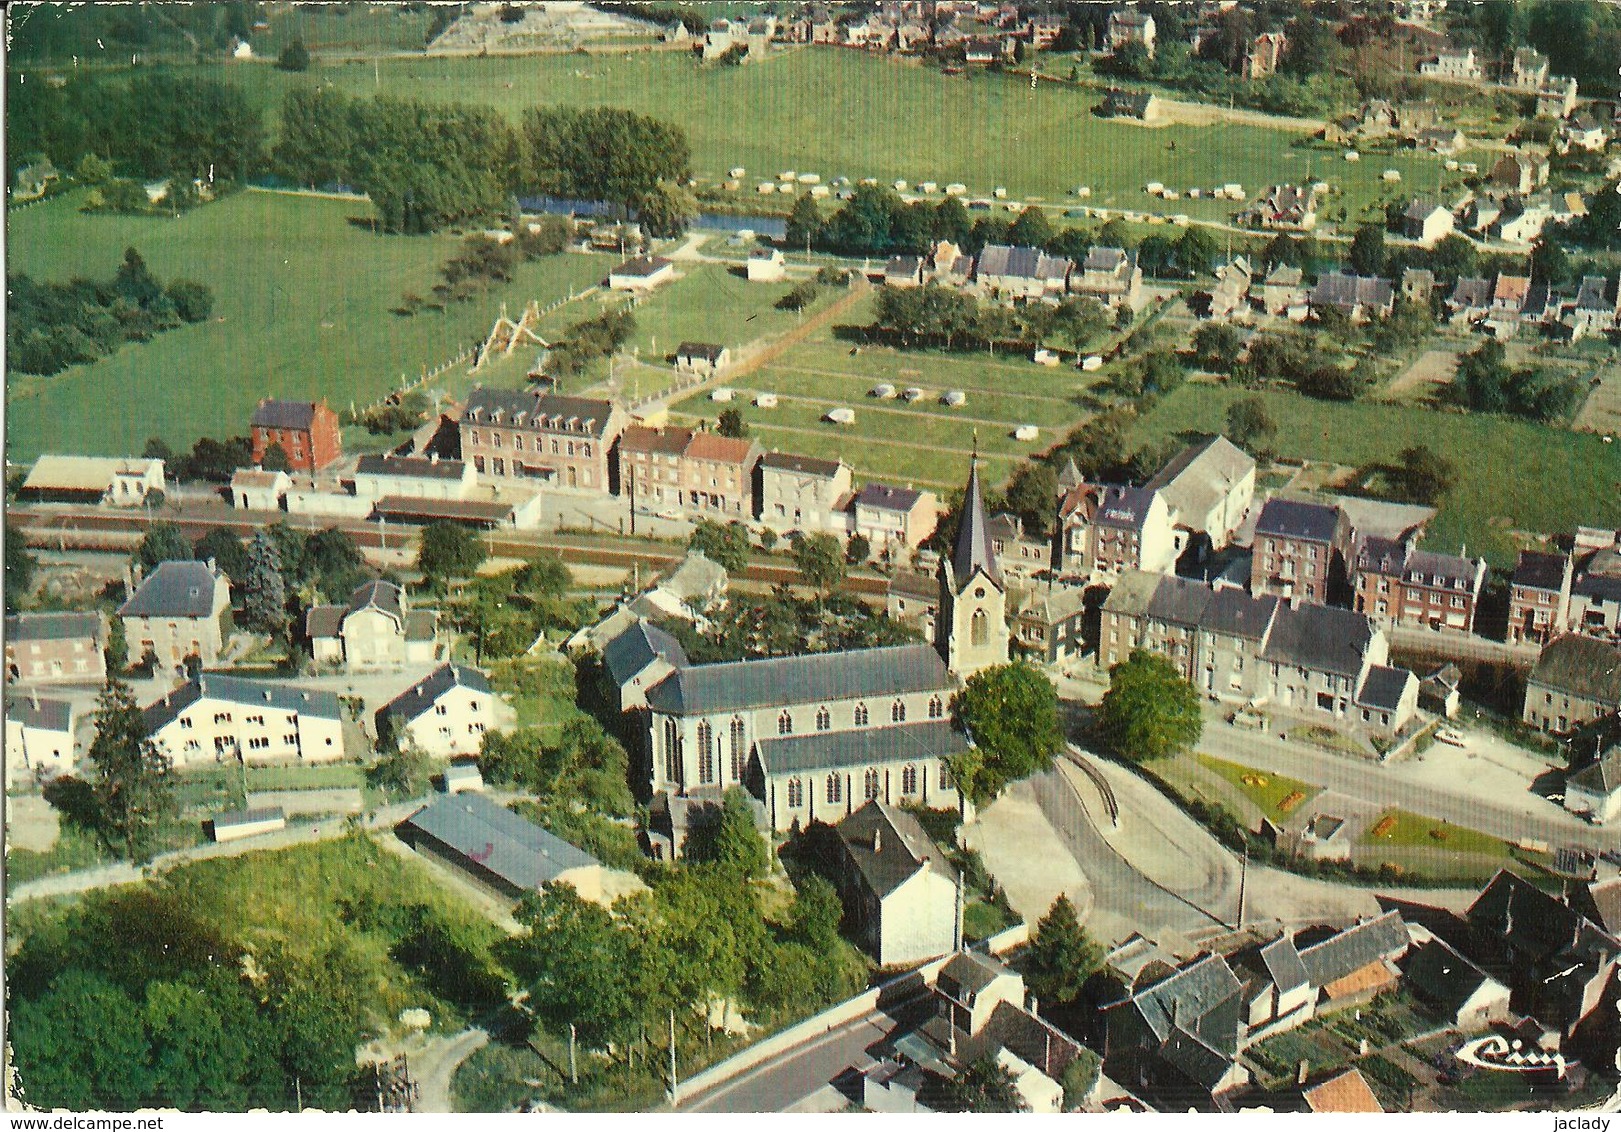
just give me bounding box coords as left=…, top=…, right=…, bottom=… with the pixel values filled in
left=1353, top=535, right=1487, bottom=633
left=1023, top=13, right=1064, bottom=49
left=1258, top=263, right=1307, bottom=316
left=1493, top=197, right=1554, bottom=247
left=1416, top=126, right=1467, bottom=155
left=1199, top=257, right=1254, bottom=321
left=1400, top=267, right=1437, bottom=307
left=619, top=424, right=761, bottom=518
left=1508, top=47, right=1549, bottom=89
left=1009, top=584, right=1088, bottom=666
left=1490, top=152, right=1550, bottom=194
left=1419, top=47, right=1481, bottom=80
left=5, top=611, right=106, bottom=686
left=1565, top=274, right=1621, bottom=340
left=973, top=244, right=1072, bottom=302
left=674, top=341, right=731, bottom=377
left=20, top=455, right=167, bottom=508
left=1560, top=111, right=1609, bottom=153
left=1250, top=498, right=1346, bottom=607
left=986, top=513, right=1052, bottom=582
left=1105, top=8, right=1156, bottom=56
left=607, top=255, right=675, bottom=293
left=229, top=468, right=291, bottom=511
left=884, top=254, right=926, bottom=288
left=1233, top=912, right=1411, bottom=1036
left=250, top=399, right=343, bottom=472
left=962, top=35, right=1011, bottom=65
left=1403, top=938, right=1511, bottom=1031
left=376, top=663, right=502, bottom=758
left=756, top=451, right=853, bottom=536
left=1401, top=198, right=1454, bottom=246
left=119, top=560, right=232, bottom=671
left=886, top=571, right=939, bottom=637
left=1446, top=275, right=1493, bottom=324
left=1098, top=87, right=1162, bottom=122
left=142, top=673, right=345, bottom=768
left=305, top=580, right=439, bottom=670
left=746, top=246, right=787, bottom=282
left=352, top=454, right=473, bottom=504
left=1522, top=635, right=1621, bottom=733
left=1570, top=534, right=1621, bottom=641
left=1508, top=549, right=1574, bottom=645
left=1241, top=31, right=1286, bottom=79
left=460, top=386, right=625, bottom=492
left=852, top=482, right=940, bottom=553
left=1536, top=76, right=1579, bottom=119
left=1072, top=246, right=1144, bottom=311
left=1103, top=953, right=1250, bottom=1109
left=829, top=801, right=961, bottom=967
left=5, top=694, right=76, bottom=784
left=1309, top=272, right=1395, bottom=323
left=1056, top=483, right=1177, bottom=583
left=1142, top=435, right=1256, bottom=552
left=600, top=619, right=690, bottom=712
left=1240, top=185, right=1318, bottom=232
left=1566, top=741, right=1620, bottom=824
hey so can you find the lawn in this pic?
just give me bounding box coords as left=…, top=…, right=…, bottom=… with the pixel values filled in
left=159, top=50, right=1455, bottom=225
left=5, top=189, right=609, bottom=461
left=1128, top=384, right=1621, bottom=568
left=1358, top=809, right=1515, bottom=859
left=1195, top=754, right=1320, bottom=821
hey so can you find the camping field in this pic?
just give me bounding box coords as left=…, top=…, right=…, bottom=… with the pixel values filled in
left=162, top=49, right=1456, bottom=227
left=5, top=188, right=608, bottom=460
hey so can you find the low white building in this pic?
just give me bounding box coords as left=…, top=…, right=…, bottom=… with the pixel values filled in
left=230, top=468, right=291, bottom=511
left=352, top=454, right=474, bottom=502
left=21, top=455, right=166, bottom=508
left=5, top=694, right=76, bottom=784
left=376, top=663, right=503, bottom=758
left=746, top=246, right=787, bottom=282
left=675, top=342, right=731, bottom=376
left=142, top=673, right=346, bottom=767
left=608, top=255, right=675, bottom=293
left=208, top=805, right=287, bottom=842
left=1565, top=746, right=1620, bottom=824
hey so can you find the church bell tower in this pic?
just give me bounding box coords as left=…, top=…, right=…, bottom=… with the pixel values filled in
left=936, top=457, right=1010, bottom=679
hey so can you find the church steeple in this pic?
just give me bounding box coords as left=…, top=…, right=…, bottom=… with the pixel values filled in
left=951, top=457, right=1003, bottom=593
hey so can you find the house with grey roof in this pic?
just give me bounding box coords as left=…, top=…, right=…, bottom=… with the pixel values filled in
left=1309, top=272, right=1395, bottom=323
left=398, top=792, right=613, bottom=904
left=1509, top=549, right=1574, bottom=645
left=829, top=801, right=960, bottom=966
left=1010, top=583, right=1088, bottom=665
left=142, top=672, right=345, bottom=768
left=1104, top=953, right=1250, bottom=1109
left=5, top=611, right=106, bottom=686
left=1073, top=245, right=1144, bottom=310
left=1250, top=498, right=1346, bottom=607
left=1522, top=635, right=1621, bottom=733
left=973, top=244, right=1072, bottom=303
left=601, top=619, right=689, bottom=711
left=460, top=385, right=625, bottom=493
left=1143, top=435, right=1256, bottom=552
left=5, top=693, right=76, bottom=784
left=1352, top=534, right=1487, bottom=634
left=852, top=481, right=939, bottom=553
left=352, top=454, right=474, bottom=503
left=1057, top=481, right=1177, bottom=583
left=306, top=580, right=438, bottom=670
left=1403, top=938, right=1510, bottom=1031
left=118, top=560, right=232, bottom=672
left=757, top=450, right=853, bottom=537
left=1566, top=743, right=1620, bottom=824
left=377, top=663, right=503, bottom=757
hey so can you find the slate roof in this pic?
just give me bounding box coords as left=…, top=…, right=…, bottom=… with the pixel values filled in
left=305, top=605, right=345, bottom=640
left=1199, top=588, right=1278, bottom=642
left=754, top=718, right=969, bottom=776
left=1255, top=498, right=1341, bottom=542
left=1094, top=485, right=1160, bottom=531
left=1403, top=197, right=1446, bottom=222
left=5, top=611, right=102, bottom=644
left=1102, top=569, right=1164, bottom=618
left=119, top=561, right=224, bottom=619
left=885, top=254, right=922, bottom=277
left=1143, top=435, right=1254, bottom=524
left=938, top=950, right=1009, bottom=1000
left=835, top=800, right=957, bottom=898
left=1297, top=912, right=1409, bottom=986
left=1145, top=574, right=1216, bottom=628
left=1568, top=747, right=1621, bottom=797
left=611, top=255, right=672, bottom=278
left=977, top=243, right=1043, bottom=280
left=887, top=571, right=938, bottom=601
left=1573, top=877, right=1621, bottom=936
left=952, top=461, right=1003, bottom=589
left=1528, top=636, right=1621, bottom=704
left=760, top=451, right=845, bottom=477
left=856, top=483, right=925, bottom=513
left=677, top=341, right=726, bottom=362
left=6, top=695, right=73, bottom=733
left=1513, top=550, right=1569, bottom=592
left=251, top=399, right=319, bottom=430
left=1574, top=274, right=1617, bottom=313
left=212, top=805, right=286, bottom=830
left=1083, top=246, right=1130, bottom=273
left=1157, top=1028, right=1236, bottom=1093
left=1403, top=938, right=1499, bottom=1017
left=1261, top=604, right=1376, bottom=678
left=1466, top=869, right=1589, bottom=963
left=462, top=387, right=616, bottom=438
left=660, top=551, right=728, bottom=601
left=400, top=793, right=600, bottom=892
left=355, top=454, right=466, bottom=480
left=379, top=663, right=493, bottom=724
left=602, top=621, right=689, bottom=688
left=348, top=579, right=403, bottom=620
left=1128, top=953, right=1244, bottom=1050
left=1356, top=666, right=1415, bottom=712
left=143, top=673, right=342, bottom=735
left=1311, top=272, right=1394, bottom=311
left=1258, top=936, right=1310, bottom=994
left=1263, top=264, right=1304, bottom=288
left=644, top=643, right=952, bottom=715
left=1450, top=276, right=1492, bottom=309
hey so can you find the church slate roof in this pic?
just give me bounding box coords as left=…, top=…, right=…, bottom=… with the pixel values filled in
left=644, top=643, right=952, bottom=716
left=754, top=718, right=969, bottom=776
left=602, top=621, right=689, bottom=688
left=835, top=800, right=957, bottom=898
left=951, top=461, right=1003, bottom=590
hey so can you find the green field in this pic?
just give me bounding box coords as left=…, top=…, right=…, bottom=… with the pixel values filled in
left=6, top=189, right=608, bottom=460
left=1359, top=808, right=1515, bottom=859
left=1196, top=754, right=1320, bottom=821
left=1129, top=385, right=1621, bottom=568
left=136, top=49, right=1457, bottom=227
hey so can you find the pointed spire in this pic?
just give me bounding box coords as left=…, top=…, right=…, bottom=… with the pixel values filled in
left=952, top=456, right=1002, bottom=592
left=1057, top=455, right=1084, bottom=491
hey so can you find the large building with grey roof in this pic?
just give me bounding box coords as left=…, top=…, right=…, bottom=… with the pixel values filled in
left=1143, top=435, right=1257, bottom=552
left=1352, top=534, right=1487, bottom=634
left=142, top=672, right=345, bottom=767
left=397, top=792, right=609, bottom=903
left=118, top=560, right=232, bottom=672
left=756, top=450, right=853, bottom=537
left=459, top=385, right=625, bottom=494
left=1522, top=634, right=1621, bottom=733
left=830, top=801, right=960, bottom=966
left=376, top=662, right=501, bottom=757
left=1250, top=498, right=1347, bottom=607
left=1057, top=482, right=1177, bottom=583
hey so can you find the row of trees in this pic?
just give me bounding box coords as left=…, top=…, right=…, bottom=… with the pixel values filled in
left=274, top=88, right=691, bottom=234
left=869, top=283, right=1117, bottom=353
left=10, top=247, right=213, bottom=376
left=1452, top=338, right=1587, bottom=424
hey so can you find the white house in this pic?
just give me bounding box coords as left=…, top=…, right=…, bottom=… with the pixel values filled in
left=675, top=341, right=731, bottom=376
left=306, top=580, right=439, bottom=670
left=142, top=673, right=346, bottom=767
left=5, top=694, right=76, bottom=784
left=831, top=801, right=961, bottom=967
left=230, top=468, right=291, bottom=511
left=21, top=455, right=166, bottom=508
left=376, top=663, right=503, bottom=757
left=608, top=255, right=675, bottom=293
left=1565, top=745, right=1620, bottom=824
left=1419, top=48, right=1481, bottom=80
left=746, top=246, right=787, bottom=282
left=351, top=454, right=474, bottom=502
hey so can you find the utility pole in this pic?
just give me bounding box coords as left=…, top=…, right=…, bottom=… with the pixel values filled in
left=1236, top=847, right=1249, bottom=930
left=568, top=1023, right=579, bottom=1085
left=668, top=1009, right=679, bottom=1104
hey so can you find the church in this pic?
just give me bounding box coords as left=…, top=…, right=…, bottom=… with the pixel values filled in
left=633, top=460, right=1010, bottom=846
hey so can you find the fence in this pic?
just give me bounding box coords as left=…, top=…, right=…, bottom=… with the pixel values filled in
left=670, top=922, right=1028, bottom=1107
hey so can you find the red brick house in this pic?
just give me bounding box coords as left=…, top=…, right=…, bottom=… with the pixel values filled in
left=250, top=399, right=343, bottom=472
left=1353, top=535, right=1487, bottom=634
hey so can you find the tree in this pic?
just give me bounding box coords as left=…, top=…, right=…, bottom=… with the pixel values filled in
left=685, top=785, right=770, bottom=879
left=242, top=530, right=289, bottom=638
left=1020, top=895, right=1103, bottom=1008
left=934, top=1056, right=1027, bottom=1113
left=87, top=676, right=176, bottom=862
left=1348, top=223, right=1386, bottom=277
left=522, top=105, right=691, bottom=211
left=636, top=178, right=699, bottom=238
left=1096, top=650, right=1202, bottom=763
left=1176, top=226, right=1218, bottom=276
left=513, top=884, right=640, bottom=1051
left=786, top=193, right=824, bottom=249
left=776, top=280, right=819, bottom=312
left=1529, top=238, right=1571, bottom=287
left=1426, top=233, right=1478, bottom=286
left=276, top=37, right=311, bottom=72
left=1050, top=296, right=1108, bottom=350
left=416, top=521, right=486, bottom=582
left=259, top=441, right=291, bottom=474
left=1060, top=1050, right=1102, bottom=1111
left=1391, top=445, right=1456, bottom=505
left=193, top=529, right=247, bottom=592
left=9, top=970, right=152, bottom=1110
left=689, top=519, right=751, bottom=573
left=846, top=532, right=872, bottom=564
left=1193, top=322, right=1245, bottom=372
left=6, top=538, right=37, bottom=612
left=165, top=279, right=213, bottom=322
left=1002, top=461, right=1058, bottom=538
left=136, top=522, right=193, bottom=570
left=1225, top=397, right=1277, bottom=455
left=716, top=408, right=748, bottom=438
left=76, top=151, right=113, bottom=184
left=791, top=532, right=847, bottom=593
left=366, top=739, right=433, bottom=800
left=1007, top=206, right=1054, bottom=249
left=1297, top=363, right=1367, bottom=402
left=950, top=664, right=1062, bottom=806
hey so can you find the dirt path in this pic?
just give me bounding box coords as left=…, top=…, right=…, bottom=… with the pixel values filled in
left=413, top=1029, right=490, bottom=1114
left=1385, top=348, right=1459, bottom=401
left=726, top=276, right=873, bottom=383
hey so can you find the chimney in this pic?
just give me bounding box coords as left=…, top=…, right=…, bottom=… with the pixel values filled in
left=872, top=828, right=883, bottom=854
left=1297, top=1060, right=1310, bottom=1087
left=1027, top=994, right=1039, bottom=1020
left=28, top=689, right=40, bottom=711
left=206, top=557, right=218, bottom=574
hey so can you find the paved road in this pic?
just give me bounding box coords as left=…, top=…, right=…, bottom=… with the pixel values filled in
left=679, top=1006, right=897, bottom=1113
